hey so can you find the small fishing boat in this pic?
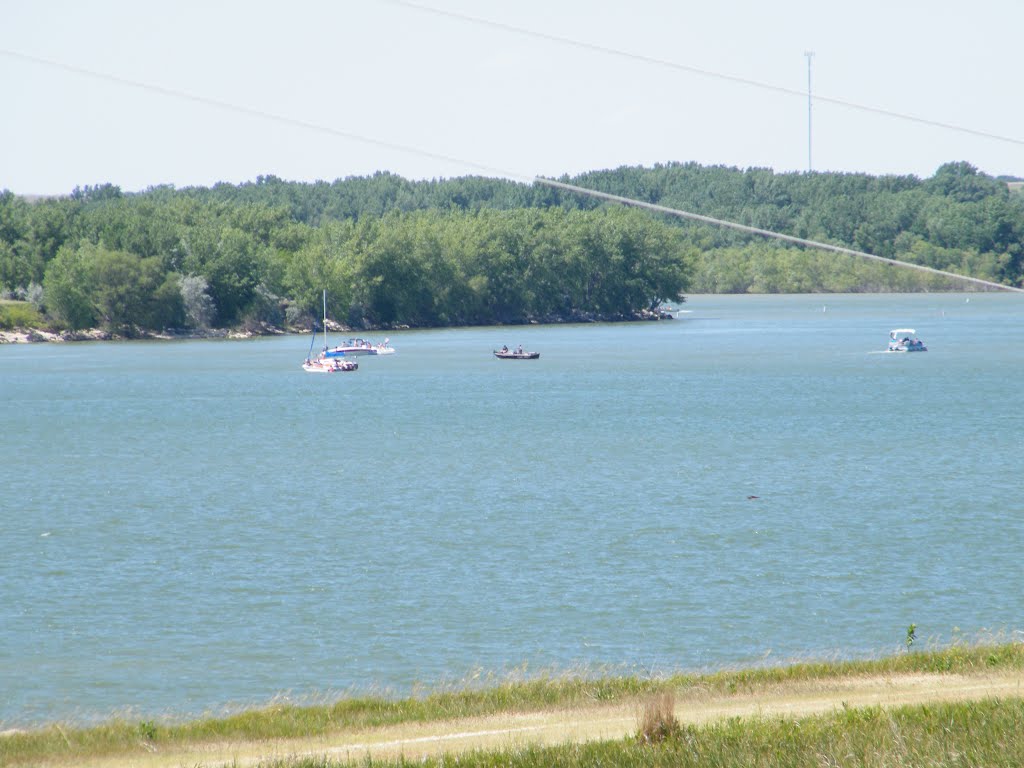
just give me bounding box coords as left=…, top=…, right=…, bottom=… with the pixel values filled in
left=887, top=329, right=927, bottom=352
left=494, top=346, right=540, bottom=360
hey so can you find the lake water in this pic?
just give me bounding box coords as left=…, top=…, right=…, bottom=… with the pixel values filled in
left=2, top=293, right=1022, bottom=727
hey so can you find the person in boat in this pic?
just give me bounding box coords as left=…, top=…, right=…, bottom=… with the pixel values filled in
left=501, top=345, right=508, bottom=353
left=516, top=345, right=524, bottom=354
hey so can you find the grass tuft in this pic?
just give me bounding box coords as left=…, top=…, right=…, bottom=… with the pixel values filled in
left=636, top=692, right=681, bottom=744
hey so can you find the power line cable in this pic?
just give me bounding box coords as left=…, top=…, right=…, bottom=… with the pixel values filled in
left=0, top=48, right=534, bottom=184
left=535, top=178, right=1024, bottom=293
left=388, top=0, right=1024, bottom=149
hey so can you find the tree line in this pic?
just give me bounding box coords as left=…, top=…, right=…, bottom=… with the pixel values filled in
left=1, top=160, right=1021, bottom=334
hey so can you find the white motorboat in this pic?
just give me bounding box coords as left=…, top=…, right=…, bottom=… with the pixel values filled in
left=324, top=337, right=396, bottom=357
left=887, top=328, right=927, bottom=352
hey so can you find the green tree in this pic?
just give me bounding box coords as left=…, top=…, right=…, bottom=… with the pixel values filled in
left=88, top=247, right=159, bottom=333
left=42, top=242, right=97, bottom=330
left=42, top=241, right=182, bottom=333
left=180, top=224, right=261, bottom=326
left=282, top=220, right=355, bottom=321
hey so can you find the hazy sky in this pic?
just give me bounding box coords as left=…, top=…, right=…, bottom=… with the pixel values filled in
left=3, top=0, right=1022, bottom=195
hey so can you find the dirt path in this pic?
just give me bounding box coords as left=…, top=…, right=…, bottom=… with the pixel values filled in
left=61, top=671, right=1024, bottom=768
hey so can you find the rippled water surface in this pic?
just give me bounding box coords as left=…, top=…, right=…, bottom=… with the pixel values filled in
left=2, top=293, right=1022, bottom=725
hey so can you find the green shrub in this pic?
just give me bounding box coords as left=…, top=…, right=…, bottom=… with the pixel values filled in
left=0, top=300, right=43, bottom=330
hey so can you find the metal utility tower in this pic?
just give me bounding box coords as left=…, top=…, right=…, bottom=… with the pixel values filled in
left=804, top=51, right=814, bottom=171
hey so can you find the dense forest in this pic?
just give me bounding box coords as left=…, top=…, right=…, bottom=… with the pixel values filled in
left=1, top=160, right=1021, bottom=335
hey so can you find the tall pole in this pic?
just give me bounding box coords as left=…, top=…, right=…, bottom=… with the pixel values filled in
left=804, top=51, right=814, bottom=172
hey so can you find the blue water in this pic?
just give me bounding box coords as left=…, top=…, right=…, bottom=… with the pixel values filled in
left=2, top=293, right=1022, bottom=726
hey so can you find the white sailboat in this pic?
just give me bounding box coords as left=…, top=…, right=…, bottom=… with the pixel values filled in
left=302, top=291, right=358, bottom=373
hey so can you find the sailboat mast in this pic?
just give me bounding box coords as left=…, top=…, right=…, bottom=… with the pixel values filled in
left=322, top=289, right=328, bottom=352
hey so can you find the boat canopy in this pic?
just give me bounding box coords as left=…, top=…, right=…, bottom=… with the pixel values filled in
left=890, top=328, right=916, bottom=337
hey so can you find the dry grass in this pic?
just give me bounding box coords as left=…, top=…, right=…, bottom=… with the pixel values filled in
left=636, top=691, right=681, bottom=744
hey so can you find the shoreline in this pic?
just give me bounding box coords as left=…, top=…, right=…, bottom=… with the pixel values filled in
left=0, top=308, right=677, bottom=345
left=0, top=325, right=291, bottom=345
